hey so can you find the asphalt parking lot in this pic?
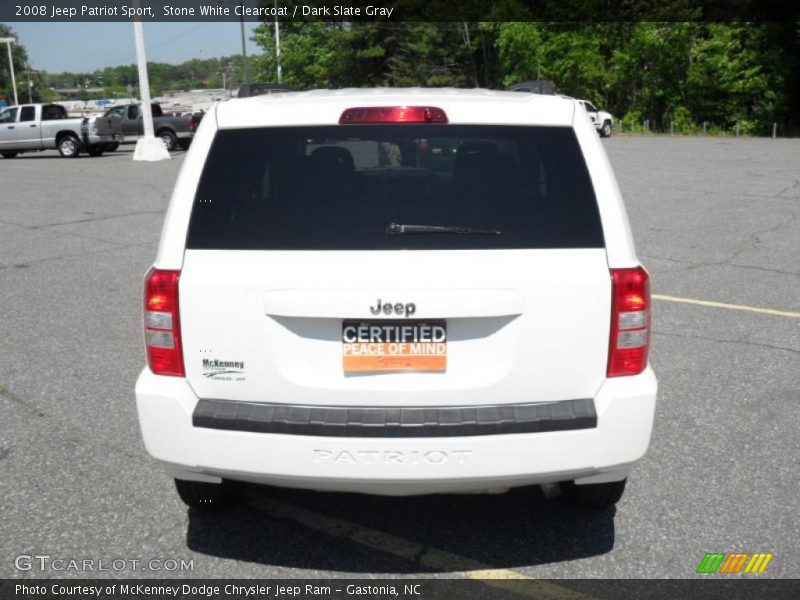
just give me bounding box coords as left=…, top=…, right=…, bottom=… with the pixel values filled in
left=1, top=137, right=798, bottom=581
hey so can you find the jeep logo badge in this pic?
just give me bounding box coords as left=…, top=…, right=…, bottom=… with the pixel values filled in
left=369, top=298, right=416, bottom=317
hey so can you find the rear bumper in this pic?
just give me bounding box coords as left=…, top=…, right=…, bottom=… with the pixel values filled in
left=135, top=368, right=657, bottom=495
left=193, top=397, right=598, bottom=437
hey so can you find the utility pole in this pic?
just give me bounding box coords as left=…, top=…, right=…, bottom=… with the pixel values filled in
left=0, top=37, right=19, bottom=106
left=222, top=66, right=234, bottom=98
left=131, top=2, right=169, bottom=161
left=274, top=0, right=281, bottom=83
left=217, top=0, right=249, bottom=84
left=239, top=1, right=248, bottom=82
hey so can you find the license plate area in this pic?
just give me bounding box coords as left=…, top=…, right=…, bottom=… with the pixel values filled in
left=342, top=320, right=446, bottom=372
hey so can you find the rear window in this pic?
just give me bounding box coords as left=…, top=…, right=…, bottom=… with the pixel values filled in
left=186, top=125, right=603, bottom=250
left=42, top=105, right=67, bottom=120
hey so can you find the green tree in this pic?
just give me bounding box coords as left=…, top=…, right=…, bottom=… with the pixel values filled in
left=251, top=21, right=496, bottom=89
left=496, top=22, right=545, bottom=86
left=252, top=22, right=339, bottom=88
left=687, top=23, right=789, bottom=134
left=386, top=23, right=474, bottom=87
left=609, top=22, right=698, bottom=129
left=0, top=24, right=29, bottom=104
left=497, top=23, right=611, bottom=106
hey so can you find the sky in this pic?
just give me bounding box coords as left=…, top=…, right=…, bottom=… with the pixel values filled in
left=10, top=22, right=263, bottom=72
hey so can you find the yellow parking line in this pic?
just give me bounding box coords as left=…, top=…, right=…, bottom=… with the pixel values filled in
left=253, top=496, right=594, bottom=600
left=652, top=294, right=800, bottom=318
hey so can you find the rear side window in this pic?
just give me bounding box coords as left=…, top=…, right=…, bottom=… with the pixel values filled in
left=42, top=105, right=67, bottom=120
left=19, top=106, right=36, bottom=122
left=187, top=125, right=603, bottom=250
left=104, top=106, right=125, bottom=119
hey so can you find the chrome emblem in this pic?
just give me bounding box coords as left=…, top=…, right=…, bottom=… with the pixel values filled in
left=369, top=298, right=416, bottom=317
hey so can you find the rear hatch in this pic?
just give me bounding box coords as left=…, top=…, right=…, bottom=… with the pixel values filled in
left=179, top=121, right=610, bottom=407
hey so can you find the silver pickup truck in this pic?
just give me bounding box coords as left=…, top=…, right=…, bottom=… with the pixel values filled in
left=0, top=103, right=124, bottom=158
left=98, top=103, right=197, bottom=151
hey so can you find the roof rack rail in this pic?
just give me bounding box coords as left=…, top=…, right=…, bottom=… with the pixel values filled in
left=236, top=83, right=296, bottom=98
left=506, top=80, right=558, bottom=95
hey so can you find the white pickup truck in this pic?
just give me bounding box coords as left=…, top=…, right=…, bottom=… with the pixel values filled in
left=0, top=103, right=123, bottom=158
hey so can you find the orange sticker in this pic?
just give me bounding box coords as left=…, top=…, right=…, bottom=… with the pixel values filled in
left=343, top=352, right=446, bottom=372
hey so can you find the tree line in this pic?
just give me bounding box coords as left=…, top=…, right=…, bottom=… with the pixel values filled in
left=3, top=21, right=798, bottom=135
left=250, top=22, right=800, bottom=135
left=49, top=56, right=247, bottom=97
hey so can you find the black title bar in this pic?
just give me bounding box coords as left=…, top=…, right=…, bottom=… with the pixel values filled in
left=3, top=579, right=800, bottom=600
left=1, top=0, right=799, bottom=22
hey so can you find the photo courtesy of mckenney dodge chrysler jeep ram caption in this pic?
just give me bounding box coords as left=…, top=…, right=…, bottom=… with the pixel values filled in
left=135, top=88, right=657, bottom=510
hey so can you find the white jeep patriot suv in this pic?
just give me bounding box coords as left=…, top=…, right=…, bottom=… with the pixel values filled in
left=135, top=89, right=657, bottom=510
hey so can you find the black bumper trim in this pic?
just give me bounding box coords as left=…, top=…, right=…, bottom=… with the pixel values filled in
left=192, top=398, right=597, bottom=438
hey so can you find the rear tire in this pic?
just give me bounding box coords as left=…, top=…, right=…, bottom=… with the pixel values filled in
left=58, top=135, right=81, bottom=158
left=105, top=143, right=120, bottom=152
left=2, top=152, right=18, bottom=158
left=86, top=145, right=104, bottom=157
left=561, top=479, right=626, bottom=509
left=174, top=478, right=242, bottom=510
left=601, top=120, right=612, bottom=138
left=158, top=130, right=177, bottom=152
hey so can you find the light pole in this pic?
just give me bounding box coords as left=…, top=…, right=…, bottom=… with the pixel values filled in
left=218, top=1, right=248, bottom=84
left=239, top=1, right=248, bottom=82
left=0, top=37, right=19, bottom=106
left=131, top=2, right=170, bottom=161
left=222, top=65, right=233, bottom=97
left=197, top=48, right=213, bottom=89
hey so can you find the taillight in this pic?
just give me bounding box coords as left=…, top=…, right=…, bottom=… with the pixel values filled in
left=339, top=106, right=448, bottom=124
left=189, top=115, right=198, bottom=131
left=607, top=267, right=650, bottom=377
left=144, top=268, right=185, bottom=377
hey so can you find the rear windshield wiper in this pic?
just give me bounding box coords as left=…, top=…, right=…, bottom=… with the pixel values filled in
left=386, top=222, right=502, bottom=236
